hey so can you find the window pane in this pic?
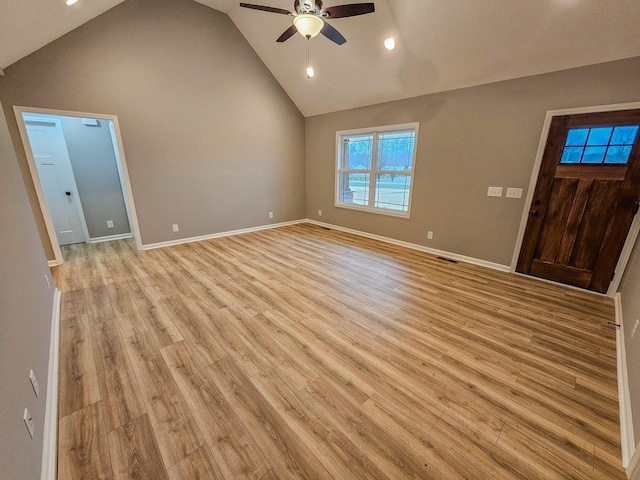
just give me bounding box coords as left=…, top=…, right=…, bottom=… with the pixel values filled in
left=565, top=128, right=589, bottom=146
left=604, top=145, right=633, bottom=164
left=560, top=147, right=583, bottom=164
left=374, top=174, right=410, bottom=211
left=611, top=126, right=639, bottom=145
left=341, top=172, right=370, bottom=206
left=586, top=127, right=613, bottom=146
left=344, top=135, right=373, bottom=170
left=582, top=146, right=607, bottom=163
left=377, top=130, right=415, bottom=171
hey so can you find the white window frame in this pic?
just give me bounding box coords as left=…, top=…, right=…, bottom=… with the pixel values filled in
left=335, top=122, right=419, bottom=218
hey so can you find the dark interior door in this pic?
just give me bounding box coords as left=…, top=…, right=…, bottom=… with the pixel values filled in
left=517, top=109, right=640, bottom=293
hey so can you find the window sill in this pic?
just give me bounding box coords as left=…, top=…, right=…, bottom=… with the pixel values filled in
left=334, top=202, right=411, bottom=219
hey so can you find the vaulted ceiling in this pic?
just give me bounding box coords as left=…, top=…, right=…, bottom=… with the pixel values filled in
left=2, top=0, right=640, bottom=116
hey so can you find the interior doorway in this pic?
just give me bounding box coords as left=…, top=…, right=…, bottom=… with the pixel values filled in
left=14, top=106, right=142, bottom=265
left=512, top=103, right=640, bottom=296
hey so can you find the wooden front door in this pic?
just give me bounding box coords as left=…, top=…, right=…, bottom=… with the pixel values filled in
left=517, top=109, right=640, bottom=293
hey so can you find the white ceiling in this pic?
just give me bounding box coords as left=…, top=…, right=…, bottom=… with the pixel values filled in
left=2, top=0, right=640, bottom=117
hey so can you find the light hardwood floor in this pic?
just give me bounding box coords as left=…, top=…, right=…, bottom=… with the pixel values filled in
left=52, top=223, right=626, bottom=479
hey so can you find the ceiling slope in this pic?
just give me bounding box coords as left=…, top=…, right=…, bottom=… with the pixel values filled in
left=3, top=0, right=640, bottom=116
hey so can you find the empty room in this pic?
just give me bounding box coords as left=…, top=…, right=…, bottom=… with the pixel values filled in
left=2, top=0, right=640, bottom=478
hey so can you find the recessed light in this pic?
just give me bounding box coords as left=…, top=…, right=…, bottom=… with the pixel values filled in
left=65, top=0, right=79, bottom=5
left=384, top=37, right=396, bottom=51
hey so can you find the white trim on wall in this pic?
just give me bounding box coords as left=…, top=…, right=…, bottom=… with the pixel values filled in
left=306, top=219, right=511, bottom=272
left=13, top=106, right=144, bottom=264
left=89, top=233, right=134, bottom=244
left=615, top=293, right=636, bottom=469
left=610, top=212, right=640, bottom=296
left=108, top=120, right=136, bottom=241
left=628, top=445, right=640, bottom=480
left=14, top=111, right=66, bottom=265
left=41, top=288, right=61, bottom=480
left=142, top=219, right=307, bottom=250
left=109, top=115, right=142, bottom=251
left=510, top=101, right=640, bottom=298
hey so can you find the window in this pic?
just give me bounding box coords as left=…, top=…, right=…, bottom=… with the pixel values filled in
left=336, top=123, right=418, bottom=217
left=560, top=125, right=639, bottom=165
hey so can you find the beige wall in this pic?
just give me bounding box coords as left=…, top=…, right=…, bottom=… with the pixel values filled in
left=0, top=0, right=305, bottom=255
left=305, top=57, right=640, bottom=266
left=0, top=99, right=55, bottom=479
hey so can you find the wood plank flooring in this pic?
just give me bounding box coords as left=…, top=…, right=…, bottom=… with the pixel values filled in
left=52, top=223, right=626, bottom=479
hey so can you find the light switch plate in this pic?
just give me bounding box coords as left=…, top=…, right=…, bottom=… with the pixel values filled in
left=506, top=187, right=523, bottom=199
left=487, top=187, right=503, bottom=197
left=23, top=408, right=34, bottom=439
left=29, top=369, right=39, bottom=397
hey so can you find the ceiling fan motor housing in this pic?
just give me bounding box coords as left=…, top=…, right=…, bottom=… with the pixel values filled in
left=296, top=0, right=325, bottom=16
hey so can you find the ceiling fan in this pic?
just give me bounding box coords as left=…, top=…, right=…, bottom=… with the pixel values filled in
left=239, top=0, right=375, bottom=45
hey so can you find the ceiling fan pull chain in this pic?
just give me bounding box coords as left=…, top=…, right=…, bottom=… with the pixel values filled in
left=306, top=37, right=314, bottom=78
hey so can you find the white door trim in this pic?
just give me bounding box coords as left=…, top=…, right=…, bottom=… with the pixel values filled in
left=108, top=121, right=135, bottom=239
left=510, top=101, right=640, bottom=297
left=13, top=106, right=143, bottom=264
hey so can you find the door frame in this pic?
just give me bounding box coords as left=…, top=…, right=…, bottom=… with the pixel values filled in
left=510, top=101, right=640, bottom=297
left=14, top=105, right=143, bottom=265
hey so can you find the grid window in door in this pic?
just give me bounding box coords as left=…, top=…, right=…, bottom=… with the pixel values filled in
left=336, top=123, right=418, bottom=217
left=561, top=125, right=639, bottom=165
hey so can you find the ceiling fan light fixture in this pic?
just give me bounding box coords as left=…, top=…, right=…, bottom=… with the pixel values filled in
left=293, top=14, right=324, bottom=38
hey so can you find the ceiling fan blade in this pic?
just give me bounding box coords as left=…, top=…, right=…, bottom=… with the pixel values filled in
left=320, top=22, right=346, bottom=45
left=276, top=24, right=298, bottom=42
left=323, top=3, right=375, bottom=18
left=239, top=3, right=293, bottom=15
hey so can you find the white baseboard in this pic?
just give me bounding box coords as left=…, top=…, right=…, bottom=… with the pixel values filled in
left=628, top=447, right=640, bottom=480
left=615, top=293, right=636, bottom=472
left=141, top=219, right=306, bottom=250
left=41, top=288, right=61, bottom=480
left=140, top=217, right=508, bottom=273
left=88, top=233, right=133, bottom=244
left=628, top=445, right=640, bottom=480
left=305, top=219, right=511, bottom=272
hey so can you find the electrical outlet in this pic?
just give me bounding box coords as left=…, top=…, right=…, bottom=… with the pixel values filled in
left=172, top=224, right=179, bottom=232
left=29, top=369, right=39, bottom=397
left=318, top=210, right=322, bottom=217
left=632, top=319, right=640, bottom=338
left=269, top=212, right=274, bottom=219
left=427, top=231, right=434, bottom=240
left=505, top=188, right=523, bottom=199
left=106, top=220, right=114, bottom=228
left=487, top=186, right=503, bottom=197
left=23, top=408, right=34, bottom=439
